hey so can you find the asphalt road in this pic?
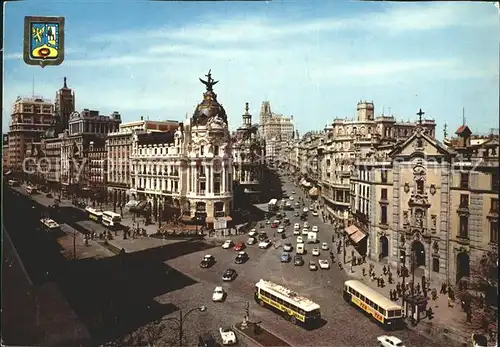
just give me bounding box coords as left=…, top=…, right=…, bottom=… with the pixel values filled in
left=161, top=174, right=458, bottom=347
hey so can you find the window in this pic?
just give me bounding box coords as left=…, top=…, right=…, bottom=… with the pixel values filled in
left=490, top=220, right=498, bottom=244
left=491, top=198, right=499, bottom=214
left=381, top=170, right=388, bottom=183
left=213, top=145, right=219, bottom=156
left=200, top=145, right=204, bottom=155
left=381, top=188, right=388, bottom=200
left=432, top=258, right=439, bottom=272
left=460, top=172, right=469, bottom=189
left=416, top=180, right=424, bottom=194
left=381, top=205, right=388, bottom=225
left=460, top=194, right=469, bottom=208
left=492, top=170, right=499, bottom=192
left=459, top=216, right=469, bottom=238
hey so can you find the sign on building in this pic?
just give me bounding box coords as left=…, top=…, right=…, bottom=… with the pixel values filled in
left=214, top=217, right=227, bottom=230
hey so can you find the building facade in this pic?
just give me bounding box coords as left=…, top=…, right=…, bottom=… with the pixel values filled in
left=349, top=117, right=499, bottom=285
left=129, top=72, right=233, bottom=225
left=106, top=119, right=180, bottom=206
left=232, top=103, right=265, bottom=203
left=259, top=101, right=295, bottom=163
left=8, top=96, right=54, bottom=172
left=3, top=134, right=9, bottom=171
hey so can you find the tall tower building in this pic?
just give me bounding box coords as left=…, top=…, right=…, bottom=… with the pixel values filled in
left=242, top=102, right=252, bottom=128
left=55, top=77, right=75, bottom=131
left=259, top=101, right=272, bottom=126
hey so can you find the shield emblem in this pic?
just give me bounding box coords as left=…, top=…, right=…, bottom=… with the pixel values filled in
left=24, top=16, right=65, bottom=67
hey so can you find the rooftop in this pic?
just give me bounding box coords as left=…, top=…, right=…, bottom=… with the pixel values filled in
left=136, top=131, right=176, bottom=146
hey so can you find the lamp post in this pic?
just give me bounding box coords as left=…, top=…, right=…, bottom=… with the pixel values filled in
left=157, top=305, right=207, bottom=347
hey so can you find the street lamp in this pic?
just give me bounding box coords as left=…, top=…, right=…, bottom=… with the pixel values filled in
left=157, top=305, right=207, bottom=347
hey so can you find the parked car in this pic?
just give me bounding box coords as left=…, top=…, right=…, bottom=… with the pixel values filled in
left=259, top=239, right=272, bottom=249
left=258, top=232, right=268, bottom=241
left=247, top=237, right=256, bottom=245
left=212, top=286, right=225, bottom=302
left=312, top=225, right=319, bottom=232
left=235, top=251, right=248, bottom=264
left=271, top=222, right=279, bottom=228
left=280, top=253, right=291, bottom=262
left=293, top=255, right=304, bottom=266
left=303, top=222, right=309, bottom=228
left=302, top=228, right=309, bottom=235
left=311, top=211, right=319, bottom=217
left=222, top=240, right=233, bottom=249
left=312, top=248, right=320, bottom=256
left=46, top=193, right=53, bottom=198
left=377, top=335, right=405, bottom=347
left=222, top=268, right=237, bottom=281
left=309, top=261, right=318, bottom=271
left=219, top=327, right=237, bottom=345
left=294, top=223, right=300, bottom=230
left=296, top=236, right=303, bottom=243
left=200, top=254, right=215, bottom=268
left=291, top=190, right=296, bottom=194
left=283, top=243, right=293, bottom=252
left=294, top=211, right=300, bottom=217
left=198, top=333, right=217, bottom=347
left=319, top=259, right=330, bottom=269
left=303, top=207, right=309, bottom=213
left=293, top=228, right=300, bottom=235
left=321, top=242, right=329, bottom=250
left=234, top=242, right=245, bottom=251
left=471, top=333, right=488, bottom=347
left=277, top=227, right=285, bottom=234
left=249, top=229, right=257, bottom=237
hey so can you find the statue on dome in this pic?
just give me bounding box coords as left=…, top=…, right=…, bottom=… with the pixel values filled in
left=199, top=69, right=218, bottom=91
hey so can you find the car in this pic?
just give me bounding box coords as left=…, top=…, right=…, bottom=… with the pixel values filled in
left=302, top=228, right=309, bottom=235
left=222, top=240, right=233, bottom=249
left=293, top=229, right=300, bottom=235
left=222, top=268, right=237, bottom=281
left=234, top=242, right=245, bottom=251
left=289, top=196, right=294, bottom=201
left=296, top=236, right=303, bottom=243
left=273, top=219, right=281, bottom=224
left=271, top=222, right=279, bottom=228
left=266, top=219, right=271, bottom=224
left=283, top=243, right=293, bottom=252
left=300, top=214, right=308, bottom=221
left=312, top=225, right=319, bottom=232
left=294, top=211, right=300, bottom=217
left=471, top=333, right=488, bottom=347
left=259, top=222, right=265, bottom=228
left=198, top=332, right=217, bottom=347
left=235, top=251, right=248, bottom=264
left=311, top=211, right=319, bottom=217
left=294, top=223, right=300, bottom=230
left=247, top=237, right=256, bottom=245
left=219, top=327, right=237, bottom=345
left=377, top=335, right=405, bottom=347
left=293, top=255, right=304, bottom=266
left=309, top=261, right=318, bottom=271
left=46, top=193, right=53, bottom=198
left=283, top=218, right=290, bottom=225
left=321, top=242, right=329, bottom=250
left=249, top=229, right=257, bottom=237
left=259, top=239, right=272, bottom=249
left=212, top=286, right=226, bottom=302
left=312, top=248, right=320, bottom=256
left=303, top=207, right=309, bottom=213
left=200, top=254, right=215, bottom=268
left=319, top=259, right=330, bottom=269
left=303, top=222, right=309, bottom=228
left=277, top=227, right=285, bottom=234
left=280, top=253, right=291, bottom=262
left=258, top=232, right=268, bottom=241
left=291, top=190, right=296, bottom=194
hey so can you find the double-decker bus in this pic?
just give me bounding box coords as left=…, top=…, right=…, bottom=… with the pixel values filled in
left=40, top=218, right=61, bottom=232
left=343, top=280, right=403, bottom=329
left=267, top=198, right=278, bottom=212
left=102, top=211, right=121, bottom=228
left=254, top=279, right=321, bottom=328
left=85, top=207, right=103, bottom=223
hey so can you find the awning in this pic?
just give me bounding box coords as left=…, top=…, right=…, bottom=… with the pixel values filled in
left=309, top=187, right=320, bottom=196
left=4, top=170, right=12, bottom=175
left=345, top=225, right=366, bottom=243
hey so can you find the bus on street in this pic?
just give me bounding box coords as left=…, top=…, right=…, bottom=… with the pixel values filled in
left=268, top=198, right=278, bottom=212
left=254, top=279, right=321, bottom=328
left=343, top=280, right=403, bottom=329
left=86, top=207, right=103, bottom=223
left=102, top=211, right=121, bottom=228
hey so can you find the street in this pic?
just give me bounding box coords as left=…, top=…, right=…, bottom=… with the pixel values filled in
left=158, top=174, right=459, bottom=347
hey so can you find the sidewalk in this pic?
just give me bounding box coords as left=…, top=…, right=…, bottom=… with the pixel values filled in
left=339, top=242, right=497, bottom=346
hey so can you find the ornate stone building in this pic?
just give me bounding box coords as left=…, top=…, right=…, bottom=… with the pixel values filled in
left=259, top=101, right=295, bottom=164
left=350, top=113, right=499, bottom=285
left=129, top=71, right=233, bottom=226
left=232, top=103, right=265, bottom=203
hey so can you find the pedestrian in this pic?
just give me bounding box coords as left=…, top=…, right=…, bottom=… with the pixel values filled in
left=377, top=277, right=380, bottom=287
left=416, top=283, right=421, bottom=293
left=448, top=296, right=453, bottom=307
left=350, top=262, right=353, bottom=273
left=383, top=265, right=387, bottom=275
left=380, top=278, right=385, bottom=288
left=431, top=288, right=437, bottom=300
left=479, top=294, right=484, bottom=308
left=362, top=267, right=366, bottom=276
left=397, top=267, right=401, bottom=277
left=396, top=282, right=401, bottom=293
left=388, top=272, right=393, bottom=284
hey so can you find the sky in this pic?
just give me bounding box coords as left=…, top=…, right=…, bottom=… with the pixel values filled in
left=3, top=0, right=499, bottom=138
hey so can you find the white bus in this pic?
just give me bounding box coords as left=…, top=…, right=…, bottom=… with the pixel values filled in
left=268, top=198, right=278, bottom=212
left=254, top=279, right=321, bottom=328
left=102, top=211, right=121, bottom=228
left=86, top=207, right=103, bottom=223
left=40, top=218, right=60, bottom=231
left=343, top=280, right=403, bottom=329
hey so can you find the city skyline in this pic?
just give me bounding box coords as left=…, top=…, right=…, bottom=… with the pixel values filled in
left=4, top=0, right=499, bottom=136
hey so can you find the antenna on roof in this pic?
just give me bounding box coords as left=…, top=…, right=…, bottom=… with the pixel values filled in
left=443, top=123, right=448, bottom=139
left=462, top=107, right=466, bottom=126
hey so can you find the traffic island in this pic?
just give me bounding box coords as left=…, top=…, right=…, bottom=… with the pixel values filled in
left=234, top=322, right=291, bottom=347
